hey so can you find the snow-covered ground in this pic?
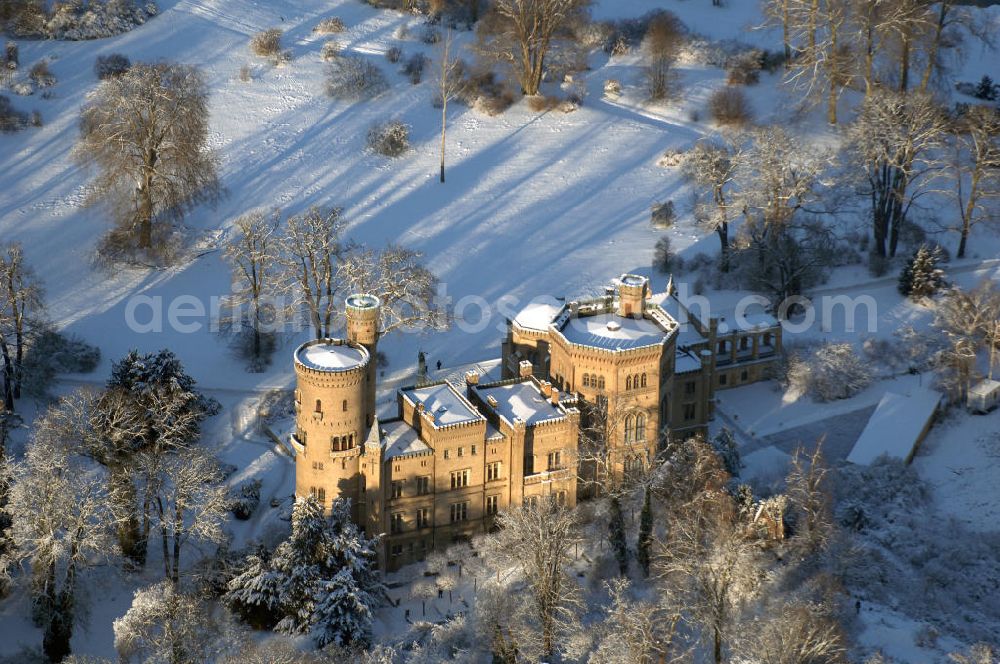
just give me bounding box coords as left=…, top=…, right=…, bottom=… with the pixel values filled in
left=3, top=0, right=1000, bottom=660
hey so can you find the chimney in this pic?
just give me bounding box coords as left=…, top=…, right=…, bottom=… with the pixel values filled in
left=518, top=360, right=533, bottom=378
left=617, top=274, right=649, bottom=317
left=540, top=381, right=552, bottom=397
left=550, top=389, right=560, bottom=405
left=465, top=370, right=480, bottom=386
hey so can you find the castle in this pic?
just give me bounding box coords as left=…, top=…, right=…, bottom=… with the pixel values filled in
left=291, top=275, right=782, bottom=571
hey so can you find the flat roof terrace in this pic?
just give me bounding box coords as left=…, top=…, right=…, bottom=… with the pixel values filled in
left=558, top=312, right=672, bottom=351
left=294, top=339, right=369, bottom=372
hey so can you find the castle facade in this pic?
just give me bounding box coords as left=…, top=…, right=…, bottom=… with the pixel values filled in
left=291, top=275, right=782, bottom=571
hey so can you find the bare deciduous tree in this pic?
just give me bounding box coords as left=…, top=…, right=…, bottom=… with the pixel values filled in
left=75, top=63, right=220, bottom=256
left=733, top=598, right=848, bottom=664
left=225, top=210, right=280, bottom=365
left=477, top=0, right=591, bottom=96
left=847, top=89, right=949, bottom=258
left=642, top=11, right=683, bottom=102
left=3, top=413, right=115, bottom=662
left=133, top=445, right=227, bottom=584
left=436, top=29, right=463, bottom=184
left=590, top=578, right=685, bottom=664
left=785, top=441, right=834, bottom=558
left=684, top=136, right=743, bottom=272
left=481, top=498, right=583, bottom=660
left=0, top=242, right=42, bottom=409
left=281, top=206, right=345, bottom=340
left=338, top=244, right=444, bottom=336
left=949, top=106, right=1000, bottom=259
left=114, top=581, right=223, bottom=664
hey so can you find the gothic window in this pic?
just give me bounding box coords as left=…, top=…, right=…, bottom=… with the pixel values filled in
left=641, top=373, right=647, bottom=388
left=598, top=376, right=605, bottom=390
left=582, top=374, right=590, bottom=388
left=624, top=414, right=635, bottom=442
left=626, top=376, right=632, bottom=390
left=636, top=414, right=646, bottom=441
left=315, top=399, right=322, bottom=413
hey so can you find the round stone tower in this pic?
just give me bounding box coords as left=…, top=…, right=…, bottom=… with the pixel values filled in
left=291, top=338, right=371, bottom=519
left=345, top=294, right=381, bottom=427
left=617, top=274, right=650, bottom=317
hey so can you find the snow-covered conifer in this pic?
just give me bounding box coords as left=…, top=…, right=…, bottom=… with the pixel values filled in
left=898, top=244, right=946, bottom=300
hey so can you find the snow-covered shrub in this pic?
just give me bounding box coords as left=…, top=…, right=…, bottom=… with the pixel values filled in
left=650, top=200, right=675, bottom=228
left=29, top=109, right=41, bottom=126
left=458, top=70, right=514, bottom=116
left=19, top=329, right=100, bottom=398
left=421, top=26, right=441, bottom=44
left=325, top=56, right=388, bottom=100
left=788, top=342, right=872, bottom=402
left=366, top=120, right=410, bottom=157
left=0, top=95, right=29, bottom=132
left=401, top=52, right=427, bottom=84
left=320, top=40, right=341, bottom=62
left=11, top=80, right=33, bottom=96
left=603, top=78, right=621, bottom=98
left=527, top=94, right=561, bottom=112
left=238, top=64, right=251, bottom=82
left=709, top=86, right=753, bottom=126
left=385, top=46, right=402, bottom=64
left=229, top=479, right=262, bottom=520
left=898, top=244, right=946, bottom=300
left=250, top=28, right=282, bottom=58
left=44, top=0, right=157, bottom=40
left=313, top=17, right=345, bottom=34
left=259, top=389, right=295, bottom=424
left=94, top=53, right=130, bottom=80
left=726, top=49, right=762, bottom=85
left=28, top=60, right=55, bottom=87
left=712, top=427, right=741, bottom=477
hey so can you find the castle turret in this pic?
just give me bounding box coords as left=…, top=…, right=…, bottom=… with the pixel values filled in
left=291, top=338, right=371, bottom=521
left=617, top=274, right=649, bottom=317
left=345, top=294, right=381, bottom=427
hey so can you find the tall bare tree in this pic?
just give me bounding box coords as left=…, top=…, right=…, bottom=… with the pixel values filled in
left=785, top=441, right=834, bottom=559
left=4, top=413, right=114, bottom=662
left=0, top=242, right=42, bottom=409
left=225, top=210, right=280, bottom=364
left=733, top=598, right=848, bottom=664
left=785, top=0, right=852, bottom=124
left=590, top=578, right=685, bottom=664
left=338, top=244, right=444, bottom=336
left=481, top=498, right=583, bottom=660
left=684, top=136, right=743, bottom=272
left=281, top=206, right=345, bottom=340
left=847, top=89, right=949, bottom=258
left=642, top=11, right=683, bottom=102
left=949, top=106, right=1000, bottom=259
left=75, top=62, right=219, bottom=254
left=436, top=29, right=463, bottom=184
left=477, top=0, right=590, bottom=96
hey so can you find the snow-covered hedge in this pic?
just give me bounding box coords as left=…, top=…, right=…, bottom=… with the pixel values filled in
left=786, top=342, right=873, bottom=402
left=15, top=1, right=160, bottom=41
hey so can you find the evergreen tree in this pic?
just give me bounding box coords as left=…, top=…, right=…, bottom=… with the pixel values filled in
left=228, top=497, right=385, bottom=649
left=974, top=74, right=997, bottom=101
left=225, top=546, right=283, bottom=629
left=711, top=428, right=741, bottom=477
left=608, top=496, right=628, bottom=576
left=636, top=487, right=653, bottom=577
left=898, top=244, right=946, bottom=300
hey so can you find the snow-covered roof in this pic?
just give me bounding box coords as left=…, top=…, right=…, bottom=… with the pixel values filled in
left=676, top=350, right=703, bottom=374
left=969, top=379, right=1000, bottom=398
left=381, top=420, right=430, bottom=459
left=558, top=313, right=671, bottom=351
left=659, top=296, right=709, bottom=346
left=294, top=340, right=368, bottom=372
left=475, top=380, right=565, bottom=426
left=401, top=382, right=482, bottom=426
left=847, top=389, right=941, bottom=465
left=512, top=301, right=564, bottom=331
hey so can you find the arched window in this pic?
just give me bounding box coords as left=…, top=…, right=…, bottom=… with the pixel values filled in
left=315, top=399, right=322, bottom=413
left=641, top=373, right=647, bottom=388
left=624, top=414, right=635, bottom=443
left=598, top=376, right=605, bottom=390
left=583, top=374, right=590, bottom=388
left=332, top=436, right=340, bottom=452
left=633, top=374, right=640, bottom=389
left=626, top=376, right=632, bottom=390
left=636, top=414, right=646, bottom=441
